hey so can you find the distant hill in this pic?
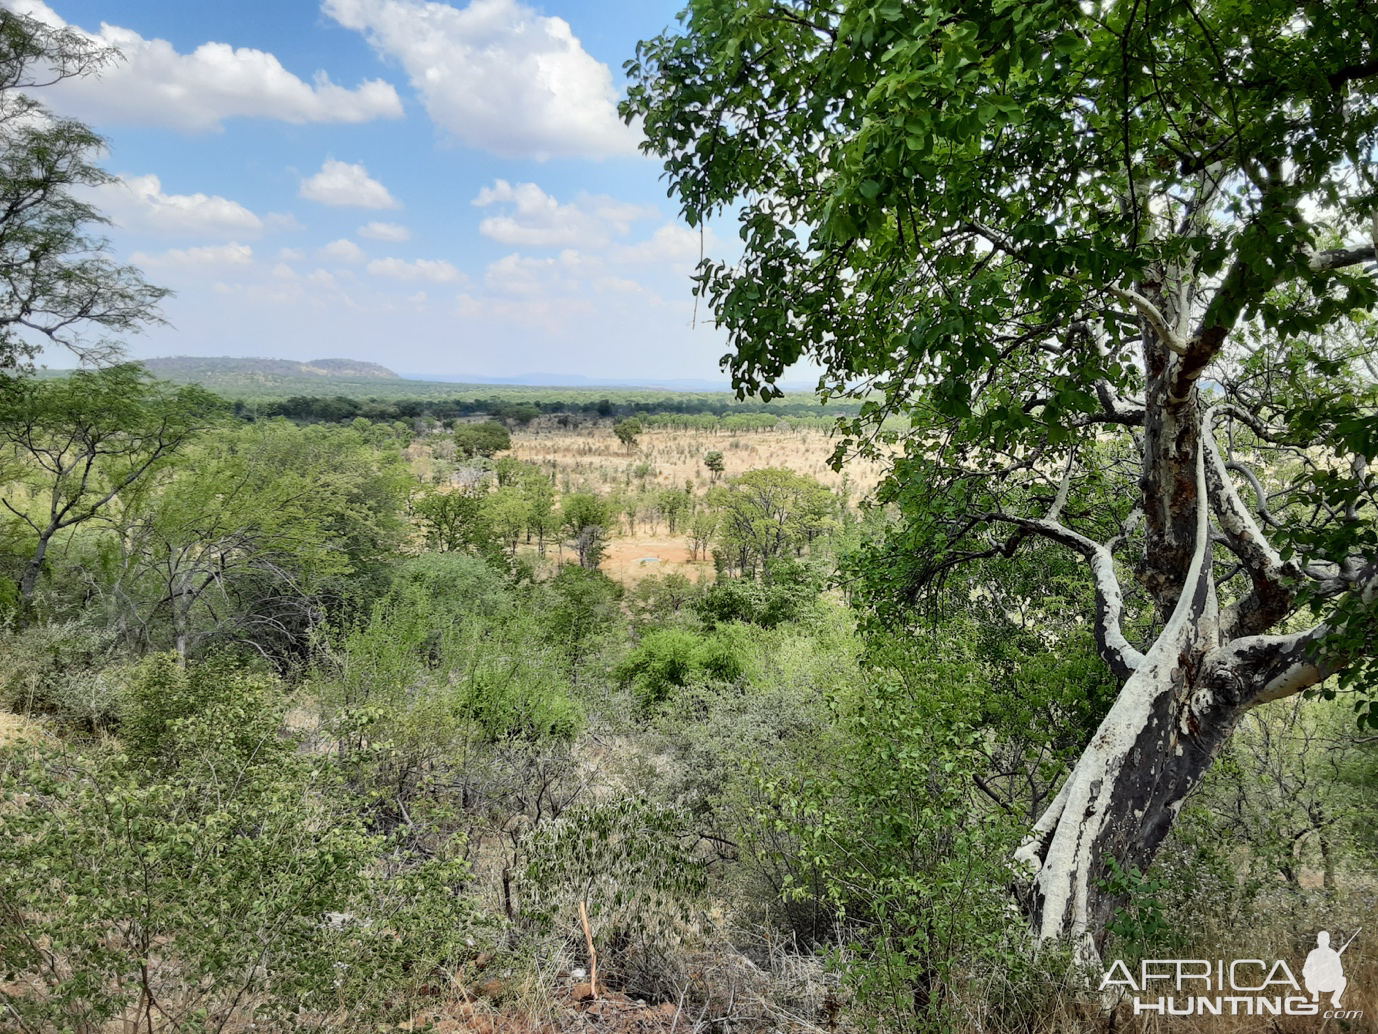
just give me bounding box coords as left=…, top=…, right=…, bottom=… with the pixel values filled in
left=141, top=356, right=401, bottom=382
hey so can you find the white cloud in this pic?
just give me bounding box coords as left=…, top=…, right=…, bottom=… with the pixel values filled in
left=367, top=256, right=464, bottom=283
left=358, top=221, right=411, bottom=242
left=300, top=159, right=401, bottom=209
left=87, top=174, right=265, bottom=238
left=323, top=0, right=638, bottom=159
left=319, top=238, right=366, bottom=263
left=472, top=179, right=655, bottom=248
left=615, top=223, right=717, bottom=266
left=5, top=0, right=403, bottom=132
left=131, top=242, right=254, bottom=267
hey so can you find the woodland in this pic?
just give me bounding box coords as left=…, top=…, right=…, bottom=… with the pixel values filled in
left=2, top=3, right=1378, bottom=1034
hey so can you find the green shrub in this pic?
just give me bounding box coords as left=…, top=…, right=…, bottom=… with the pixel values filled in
left=0, top=655, right=480, bottom=1033
left=0, top=619, right=123, bottom=729
left=694, top=575, right=819, bottom=629
left=615, top=626, right=749, bottom=710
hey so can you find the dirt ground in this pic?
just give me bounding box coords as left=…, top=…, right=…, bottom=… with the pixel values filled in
left=505, top=422, right=886, bottom=588
left=508, top=423, right=885, bottom=502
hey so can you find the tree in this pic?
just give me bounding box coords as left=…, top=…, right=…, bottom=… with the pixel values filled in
left=703, top=450, right=725, bottom=482
left=561, top=492, right=613, bottom=570
left=613, top=417, right=642, bottom=450
left=0, top=11, right=168, bottom=372
left=0, top=364, right=216, bottom=603
left=710, top=468, right=834, bottom=580
left=484, top=483, right=531, bottom=553
left=413, top=486, right=494, bottom=555
left=657, top=484, right=692, bottom=534
left=105, top=420, right=408, bottom=665
left=687, top=508, right=717, bottom=562
left=626, top=0, right=1378, bottom=960
left=453, top=421, right=511, bottom=459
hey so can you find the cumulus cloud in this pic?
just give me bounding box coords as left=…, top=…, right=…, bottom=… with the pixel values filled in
left=300, top=159, right=401, bottom=209
left=472, top=180, right=655, bottom=248
left=5, top=0, right=403, bottom=132
left=358, top=221, right=411, bottom=242
left=323, top=0, right=638, bottom=159
left=614, top=223, right=718, bottom=266
left=319, top=238, right=367, bottom=263
left=130, top=242, right=254, bottom=267
left=84, top=174, right=265, bottom=238
left=367, top=256, right=464, bottom=283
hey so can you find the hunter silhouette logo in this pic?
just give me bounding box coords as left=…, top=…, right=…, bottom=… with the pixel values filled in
left=1304, top=929, right=1357, bottom=1009
left=1100, top=929, right=1363, bottom=1020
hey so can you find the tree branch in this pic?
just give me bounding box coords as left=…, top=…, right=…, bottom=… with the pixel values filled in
left=982, top=513, right=1145, bottom=677
left=1203, top=406, right=1302, bottom=639
left=1108, top=285, right=1188, bottom=355
left=1307, top=243, right=1377, bottom=272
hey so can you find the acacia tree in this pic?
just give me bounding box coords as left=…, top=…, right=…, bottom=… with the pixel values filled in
left=626, top=0, right=1378, bottom=959
left=0, top=364, right=215, bottom=603
left=0, top=10, right=168, bottom=372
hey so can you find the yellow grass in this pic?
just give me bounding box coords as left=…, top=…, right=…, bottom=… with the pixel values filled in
left=502, top=423, right=888, bottom=586
left=507, top=424, right=885, bottom=501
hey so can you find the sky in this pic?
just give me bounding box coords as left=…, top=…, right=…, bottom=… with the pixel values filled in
left=9, top=0, right=742, bottom=383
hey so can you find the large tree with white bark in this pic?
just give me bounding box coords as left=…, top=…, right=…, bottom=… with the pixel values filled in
left=624, top=0, right=1378, bottom=961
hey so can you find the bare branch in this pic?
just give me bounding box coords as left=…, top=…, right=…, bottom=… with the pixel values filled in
left=982, top=513, right=1145, bottom=677
left=1108, top=286, right=1188, bottom=354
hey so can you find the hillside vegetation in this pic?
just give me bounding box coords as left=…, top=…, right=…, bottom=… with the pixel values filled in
left=1, top=370, right=1373, bottom=1034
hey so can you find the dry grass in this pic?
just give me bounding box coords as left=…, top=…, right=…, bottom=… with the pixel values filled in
left=0, top=710, right=47, bottom=747
left=504, top=422, right=887, bottom=588
left=508, top=424, right=885, bottom=502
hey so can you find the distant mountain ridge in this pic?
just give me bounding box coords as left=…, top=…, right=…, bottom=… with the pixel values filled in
left=141, top=356, right=401, bottom=381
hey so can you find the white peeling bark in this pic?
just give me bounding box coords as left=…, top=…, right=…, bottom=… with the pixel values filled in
left=1014, top=440, right=1218, bottom=965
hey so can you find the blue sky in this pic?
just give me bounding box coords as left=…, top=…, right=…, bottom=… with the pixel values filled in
left=11, top=0, right=740, bottom=381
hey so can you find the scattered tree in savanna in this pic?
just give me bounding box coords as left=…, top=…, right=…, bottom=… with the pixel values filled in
left=0, top=10, right=168, bottom=374
left=0, top=364, right=217, bottom=603
left=657, top=484, right=692, bottom=534
left=453, top=420, right=511, bottom=459
left=709, top=467, right=835, bottom=580
left=626, top=0, right=1378, bottom=959
left=687, top=507, right=718, bottom=562
left=560, top=491, right=614, bottom=570
left=703, top=450, right=725, bottom=482
left=613, top=417, right=642, bottom=450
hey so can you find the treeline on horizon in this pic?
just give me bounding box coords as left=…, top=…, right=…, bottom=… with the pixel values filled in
left=228, top=390, right=865, bottom=428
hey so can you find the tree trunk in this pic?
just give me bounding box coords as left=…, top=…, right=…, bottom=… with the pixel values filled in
left=18, top=527, right=55, bottom=601
left=1014, top=620, right=1236, bottom=962
left=1013, top=423, right=1350, bottom=961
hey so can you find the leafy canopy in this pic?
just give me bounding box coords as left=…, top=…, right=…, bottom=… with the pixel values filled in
left=625, top=0, right=1378, bottom=686
left=0, top=10, right=168, bottom=372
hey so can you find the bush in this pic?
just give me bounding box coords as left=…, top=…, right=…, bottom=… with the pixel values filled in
left=694, top=576, right=818, bottom=629
left=615, top=626, right=748, bottom=710
left=0, top=654, right=480, bottom=1033
left=453, top=420, right=511, bottom=458
left=0, top=619, right=123, bottom=730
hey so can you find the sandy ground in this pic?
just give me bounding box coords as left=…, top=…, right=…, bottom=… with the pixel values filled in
left=508, top=424, right=886, bottom=502
left=598, top=534, right=712, bottom=586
